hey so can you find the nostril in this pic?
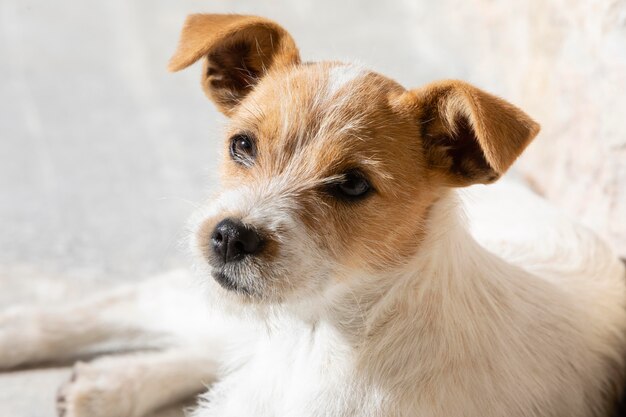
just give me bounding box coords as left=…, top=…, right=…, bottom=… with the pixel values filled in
left=213, top=231, right=223, bottom=243
left=234, top=241, right=245, bottom=253
left=238, top=229, right=261, bottom=254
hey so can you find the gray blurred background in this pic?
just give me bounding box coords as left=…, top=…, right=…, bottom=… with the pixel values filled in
left=1, top=0, right=625, bottom=416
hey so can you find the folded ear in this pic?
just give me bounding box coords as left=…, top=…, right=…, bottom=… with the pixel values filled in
left=406, top=80, right=540, bottom=187
left=168, top=14, right=300, bottom=115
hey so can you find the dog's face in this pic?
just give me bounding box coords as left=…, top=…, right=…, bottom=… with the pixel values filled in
left=190, top=64, right=441, bottom=302
left=169, top=14, right=540, bottom=303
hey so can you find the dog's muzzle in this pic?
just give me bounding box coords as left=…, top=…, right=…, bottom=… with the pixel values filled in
left=208, top=218, right=263, bottom=292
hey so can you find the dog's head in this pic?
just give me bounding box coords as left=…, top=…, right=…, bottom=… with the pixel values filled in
left=169, top=14, right=540, bottom=303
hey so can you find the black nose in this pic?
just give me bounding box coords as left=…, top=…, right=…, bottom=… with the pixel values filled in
left=211, top=218, right=261, bottom=263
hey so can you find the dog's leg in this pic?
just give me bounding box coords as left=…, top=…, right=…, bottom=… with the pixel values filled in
left=0, top=269, right=213, bottom=369
left=56, top=348, right=217, bottom=417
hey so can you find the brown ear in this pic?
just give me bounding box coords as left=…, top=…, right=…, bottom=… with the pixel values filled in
left=407, top=80, right=540, bottom=186
left=168, top=14, right=300, bottom=115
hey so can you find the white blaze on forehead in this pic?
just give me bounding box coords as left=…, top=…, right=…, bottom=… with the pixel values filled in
left=326, top=64, right=365, bottom=98
left=311, top=64, right=368, bottom=140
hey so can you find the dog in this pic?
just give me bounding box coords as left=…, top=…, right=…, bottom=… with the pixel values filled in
left=1, top=13, right=625, bottom=417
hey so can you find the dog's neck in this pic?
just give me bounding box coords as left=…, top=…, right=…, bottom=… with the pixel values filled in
left=284, top=190, right=502, bottom=341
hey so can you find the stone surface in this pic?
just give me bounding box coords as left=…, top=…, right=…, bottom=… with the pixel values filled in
left=1, top=0, right=625, bottom=416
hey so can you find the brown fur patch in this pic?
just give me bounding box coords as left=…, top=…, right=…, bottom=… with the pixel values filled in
left=407, top=80, right=540, bottom=187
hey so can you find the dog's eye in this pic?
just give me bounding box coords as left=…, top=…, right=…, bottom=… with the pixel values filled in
left=331, top=170, right=372, bottom=200
left=229, top=134, right=256, bottom=164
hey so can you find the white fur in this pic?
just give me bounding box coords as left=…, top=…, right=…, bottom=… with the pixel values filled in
left=326, top=64, right=365, bottom=98
left=189, top=177, right=332, bottom=302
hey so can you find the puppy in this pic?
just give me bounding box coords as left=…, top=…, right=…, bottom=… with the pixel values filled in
left=1, top=14, right=625, bottom=417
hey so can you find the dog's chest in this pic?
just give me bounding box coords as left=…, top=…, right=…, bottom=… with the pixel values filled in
left=197, top=320, right=371, bottom=417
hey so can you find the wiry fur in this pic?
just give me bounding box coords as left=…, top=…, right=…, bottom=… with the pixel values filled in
left=1, top=13, right=625, bottom=417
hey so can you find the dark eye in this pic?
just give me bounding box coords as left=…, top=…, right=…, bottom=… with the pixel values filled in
left=332, top=170, right=372, bottom=200
left=229, top=134, right=256, bottom=164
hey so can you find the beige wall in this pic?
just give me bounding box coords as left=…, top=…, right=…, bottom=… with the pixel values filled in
left=401, top=0, right=626, bottom=256
left=518, top=0, right=626, bottom=257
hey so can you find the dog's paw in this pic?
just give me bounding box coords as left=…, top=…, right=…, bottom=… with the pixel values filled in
left=56, top=360, right=135, bottom=417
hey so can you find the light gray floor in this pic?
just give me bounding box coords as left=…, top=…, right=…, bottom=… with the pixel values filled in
left=0, top=0, right=489, bottom=415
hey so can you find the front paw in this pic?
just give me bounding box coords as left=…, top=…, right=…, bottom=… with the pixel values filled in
left=56, top=361, right=134, bottom=417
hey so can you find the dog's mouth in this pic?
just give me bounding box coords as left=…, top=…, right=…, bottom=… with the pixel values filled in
left=211, top=269, right=253, bottom=296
